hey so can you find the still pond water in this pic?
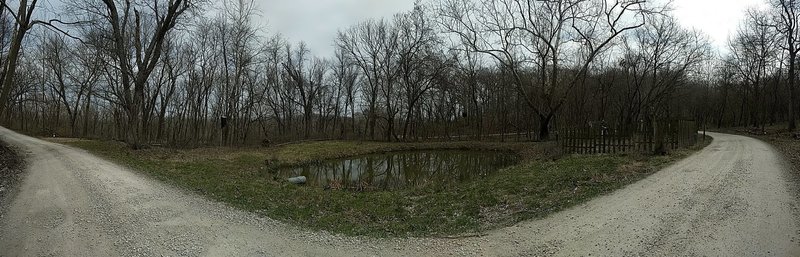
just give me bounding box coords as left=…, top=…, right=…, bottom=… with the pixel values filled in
left=279, top=150, right=518, bottom=190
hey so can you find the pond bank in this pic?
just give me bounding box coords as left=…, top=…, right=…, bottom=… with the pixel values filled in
left=278, top=149, right=518, bottom=191
left=59, top=138, right=710, bottom=237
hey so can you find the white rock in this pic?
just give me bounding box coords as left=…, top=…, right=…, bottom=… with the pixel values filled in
left=287, top=176, right=307, bottom=185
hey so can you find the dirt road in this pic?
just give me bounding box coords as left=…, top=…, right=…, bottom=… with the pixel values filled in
left=1, top=127, right=798, bottom=256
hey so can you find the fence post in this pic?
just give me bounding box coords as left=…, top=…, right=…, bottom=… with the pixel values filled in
left=592, top=127, right=597, bottom=154
left=602, top=128, right=606, bottom=154
left=567, top=127, right=572, bottom=154
left=581, top=127, right=586, bottom=154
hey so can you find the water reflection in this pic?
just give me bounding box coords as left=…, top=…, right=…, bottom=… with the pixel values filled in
left=279, top=150, right=517, bottom=190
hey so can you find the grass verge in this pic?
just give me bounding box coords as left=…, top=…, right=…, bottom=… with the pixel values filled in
left=61, top=137, right=711, bottom=237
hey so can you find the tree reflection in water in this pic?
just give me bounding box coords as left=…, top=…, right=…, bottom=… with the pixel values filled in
left=280, top=150, right=517, bottom=191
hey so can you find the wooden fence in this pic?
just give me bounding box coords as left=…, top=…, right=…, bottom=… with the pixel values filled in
left=560, top=120, right=698, bottom=154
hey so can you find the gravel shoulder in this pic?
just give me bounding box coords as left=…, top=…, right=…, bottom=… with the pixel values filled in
left=0, top=136, right=24, bottom=220
left=1, top=128, right=798, bottom=256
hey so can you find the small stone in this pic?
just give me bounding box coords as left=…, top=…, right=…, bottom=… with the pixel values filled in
left=287, top=176, right=307, bottom=185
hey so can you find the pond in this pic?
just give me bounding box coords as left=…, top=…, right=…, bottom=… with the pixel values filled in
left=278, top=150, right=518, bottom=191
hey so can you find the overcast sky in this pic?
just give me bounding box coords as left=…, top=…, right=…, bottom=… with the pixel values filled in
left=253, top=0, right=416, bottom=57
left=253, top=0, right=767, bottom=57
left=672, top=0, right=767, bottom=53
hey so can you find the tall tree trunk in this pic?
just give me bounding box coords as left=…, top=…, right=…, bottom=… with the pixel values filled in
left=83, top=89, right=93, bottom=137
left=538, top=113, right=553, bottom=141
left=0, top=0, right=32, bottom=121
left=717, top=86, right=728, bottom=129
left=789, top=50, right=798, bottom=131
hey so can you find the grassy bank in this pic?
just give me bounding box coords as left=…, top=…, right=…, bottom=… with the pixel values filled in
left=61, top=137, right=711, bottom=237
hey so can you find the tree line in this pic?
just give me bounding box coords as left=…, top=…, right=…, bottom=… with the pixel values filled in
left=0, top=0, right=797, bottom=148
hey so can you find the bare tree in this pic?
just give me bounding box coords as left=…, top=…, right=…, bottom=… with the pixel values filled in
left=728, top=10, right=780, bottom=130
left=41, top=34, right=101, bottom=137
left=616, top=15, right=712, bottom=126
left=8, top=0, right=784, bottom=147
left=0, top=0, right=74, bottom=120
left=283, top=42, right=326, bottom=139
left=395, top=3, right=449, bottom=140
left=766, top=0, right=800, bottom=130
left=336, top=18, right=400, bottom=140
left=92, top=0, right=201, bottom=148
left=437, top=0, right=658, bottom=140
left=331, top=47, right=360, bottom=138
left=0, top=0, right=38, bottom=120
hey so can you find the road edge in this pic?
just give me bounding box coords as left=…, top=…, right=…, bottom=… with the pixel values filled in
left=712, top=130, right=800, bottom=240
left=0, top=138, right=25, bottom=220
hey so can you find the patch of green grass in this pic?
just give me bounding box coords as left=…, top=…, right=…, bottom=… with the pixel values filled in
left=64, top=136, right=711, bottom=237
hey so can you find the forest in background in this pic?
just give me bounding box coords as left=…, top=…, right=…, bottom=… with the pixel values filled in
left=0, top=0, right=796, bottom=148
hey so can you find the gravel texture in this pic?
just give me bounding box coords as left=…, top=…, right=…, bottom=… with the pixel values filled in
left=0, top=134, right=23, bottom=220
left=0, top=127, right=798, bottom=256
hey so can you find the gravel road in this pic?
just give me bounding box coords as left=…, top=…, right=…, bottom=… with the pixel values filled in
left=1, top=127, right=798, bottom=256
